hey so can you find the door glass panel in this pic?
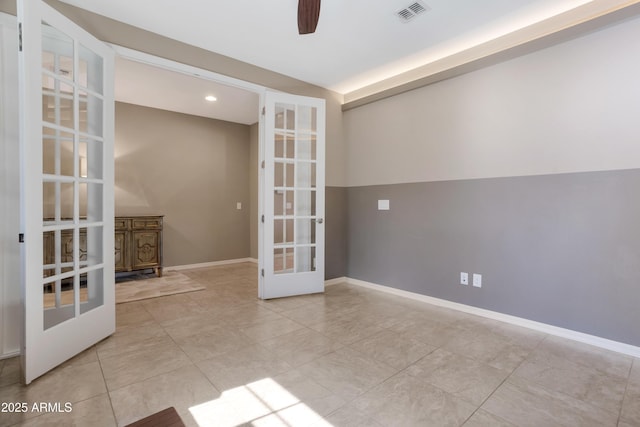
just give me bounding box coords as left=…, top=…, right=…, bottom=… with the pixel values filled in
left=42, top=24, right=73, bottom=79
left=274, top=103, right=295, bottom=130
left=80, top=92, right=103, bottom=137
left=297, top=134, right=316, bottom=160
left=42, top=128, right=74, bottom=175
left=79, top=137, right=103, bottom=179
left=285, top=190, right=294, bottom=215
left=274, top=220, right=284, bottom=245
left=274, top=219, right=293, bottom=245
left=79, top=43, right=103, bottom=94
left=295, top=190, right=315, bottom=216
left=43, top=275, right=75, bottom=330
left=285, top=163, right=294, bottom=187
left=79, top=182, right=103, bottom=221
left=285, top=133, right=295, bottom=159
left=274, top=162, right=284, bottom=187
left=42, top=87, right=74, bottom=129
left=274, top=190, right=284, bottom=216
left=296, top=162, right=316, bottom=188
left=297, top=106, right=317, bottom=132
left=60, top=229, right=75, bottom=271
left=296, top=220, right=315, bottom=245
left=285, top=108, right=295, bottom=130
left=43, top=231, right=54, bottom=278
left=295, top=246, right=316, bottom=273
left=275, top=133, right=285, bottom=158
left=274, top=248, right=284, bottom=273
left=274, top=248, right=294, bottom=275
left=42, top=181, right=74, bottom=220
left=80, top=269, right=104, bottom=314
left=83, top=226, right=102, bottom=267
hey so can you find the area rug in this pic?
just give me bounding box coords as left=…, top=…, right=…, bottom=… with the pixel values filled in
left=116, top=271, right=205, bottom=304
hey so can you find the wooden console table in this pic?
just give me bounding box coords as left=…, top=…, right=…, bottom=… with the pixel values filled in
left=116, top=215, right=164, bottom=277
left=43, top=215, right=164, bottom=278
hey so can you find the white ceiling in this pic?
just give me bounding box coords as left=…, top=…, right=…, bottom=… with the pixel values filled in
left=115, top=57, right=260, bottom=125
left=57, top=0, right=610, bottom=124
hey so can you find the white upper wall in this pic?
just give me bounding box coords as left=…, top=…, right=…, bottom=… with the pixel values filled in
left=344, top=14, right=640, bottom=187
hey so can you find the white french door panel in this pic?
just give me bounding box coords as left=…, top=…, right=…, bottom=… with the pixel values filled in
left=260, top=91, right=325, bottom=299
left=18, top=0, right=115, bottom=383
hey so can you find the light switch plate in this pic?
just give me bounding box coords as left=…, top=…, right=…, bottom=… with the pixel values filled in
left=460, top=272, right=468, bottom=285
left=378, top=200, right=390, bottom=210
left=236, top=202, right=242, bottom=210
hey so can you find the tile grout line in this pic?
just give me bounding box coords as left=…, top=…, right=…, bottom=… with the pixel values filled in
left=616, top=358, right=636, bottom=426
left=458, top=331, right=552, bottom=425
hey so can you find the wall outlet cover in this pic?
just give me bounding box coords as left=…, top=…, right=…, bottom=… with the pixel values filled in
left=473, top=273, right=482, bottom=288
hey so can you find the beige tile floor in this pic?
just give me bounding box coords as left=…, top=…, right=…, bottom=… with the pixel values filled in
left=1, top=262, right=639, bottom=426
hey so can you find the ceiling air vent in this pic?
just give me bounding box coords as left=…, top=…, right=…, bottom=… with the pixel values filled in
left=396, top=1, right=430, bottom=23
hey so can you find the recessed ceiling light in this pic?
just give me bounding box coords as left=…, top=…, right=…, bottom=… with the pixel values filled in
left=205, top=95, right=217, bottom=102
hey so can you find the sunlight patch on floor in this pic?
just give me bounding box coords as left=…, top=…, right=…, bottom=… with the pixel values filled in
left=189, top=377, right=333, bottom=427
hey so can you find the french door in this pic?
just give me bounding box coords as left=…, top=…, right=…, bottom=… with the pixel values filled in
left=18, top=0, right=115, bottom=384
left=260, top=92, right=325, bottom=299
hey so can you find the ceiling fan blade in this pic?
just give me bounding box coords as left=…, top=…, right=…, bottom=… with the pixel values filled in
left=298, top=0, right=321, bottom=34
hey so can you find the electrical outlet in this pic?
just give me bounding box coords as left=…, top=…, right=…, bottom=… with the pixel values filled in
left=460, top=272, right=468, bottom=285
left=473, top=273, right=482, bottom=288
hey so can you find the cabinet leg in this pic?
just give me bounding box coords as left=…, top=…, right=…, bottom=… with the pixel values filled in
left=155, top=267, right=163, bottom=278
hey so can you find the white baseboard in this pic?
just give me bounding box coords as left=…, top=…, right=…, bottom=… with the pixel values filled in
left=248, top=258, right=258, bottom=264
left=325, top=276, right=347, bottom=286
left=166, top=258, right=256, bottom=271
left=0, top=350, right=20, bottom=360
left=345, top=277, right=640, bottom=359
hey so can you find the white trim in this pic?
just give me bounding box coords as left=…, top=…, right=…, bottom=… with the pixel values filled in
left=345, top=277, right=640, bottom=359
left=325, top=277, right=347, bottom=286
left=248, top=258, right=258, bottom=264
left=0, top=351, right=20, bottom=360
left=109, top=44, right=267, bottom=95
left=165, top=258, right=256, bottom=271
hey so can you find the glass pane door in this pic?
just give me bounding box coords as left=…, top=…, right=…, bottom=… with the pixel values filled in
left=19, top=0, right=115, bottom=384
left=41, top=23, right=106, bottom=328
left=261, top=92, right=325, bottom=299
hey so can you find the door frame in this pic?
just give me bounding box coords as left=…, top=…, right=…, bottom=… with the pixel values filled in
left=109, top=45, right=275, bottom=294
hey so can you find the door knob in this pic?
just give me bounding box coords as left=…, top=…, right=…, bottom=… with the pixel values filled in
left=315, top=218, right=324, bottom=224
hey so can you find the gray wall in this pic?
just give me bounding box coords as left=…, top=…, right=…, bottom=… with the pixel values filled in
left=325, top=187, right=348, bottom=279
left=115, top=102, right=251, bottom=267
left=348, top=170, right=640, bottom=345
left=343, top=14, right=640, bottom=346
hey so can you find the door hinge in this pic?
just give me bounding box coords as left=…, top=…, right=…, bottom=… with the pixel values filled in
left=261, top=214, right=265, bottom=223
left=261, top=106, right=265, bottom=116
left=261, top=160, right=265, bottom=169
left=261, top=269, right=265, bottom=277
left=18, top=23, right=22, bottom=52
left=19, top=233, right=24, bottom=243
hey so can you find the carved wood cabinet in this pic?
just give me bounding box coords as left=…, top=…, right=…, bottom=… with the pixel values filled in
left=115, top=216, right=164, bottom=277
left=43, top=215, right=163, bottom=278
